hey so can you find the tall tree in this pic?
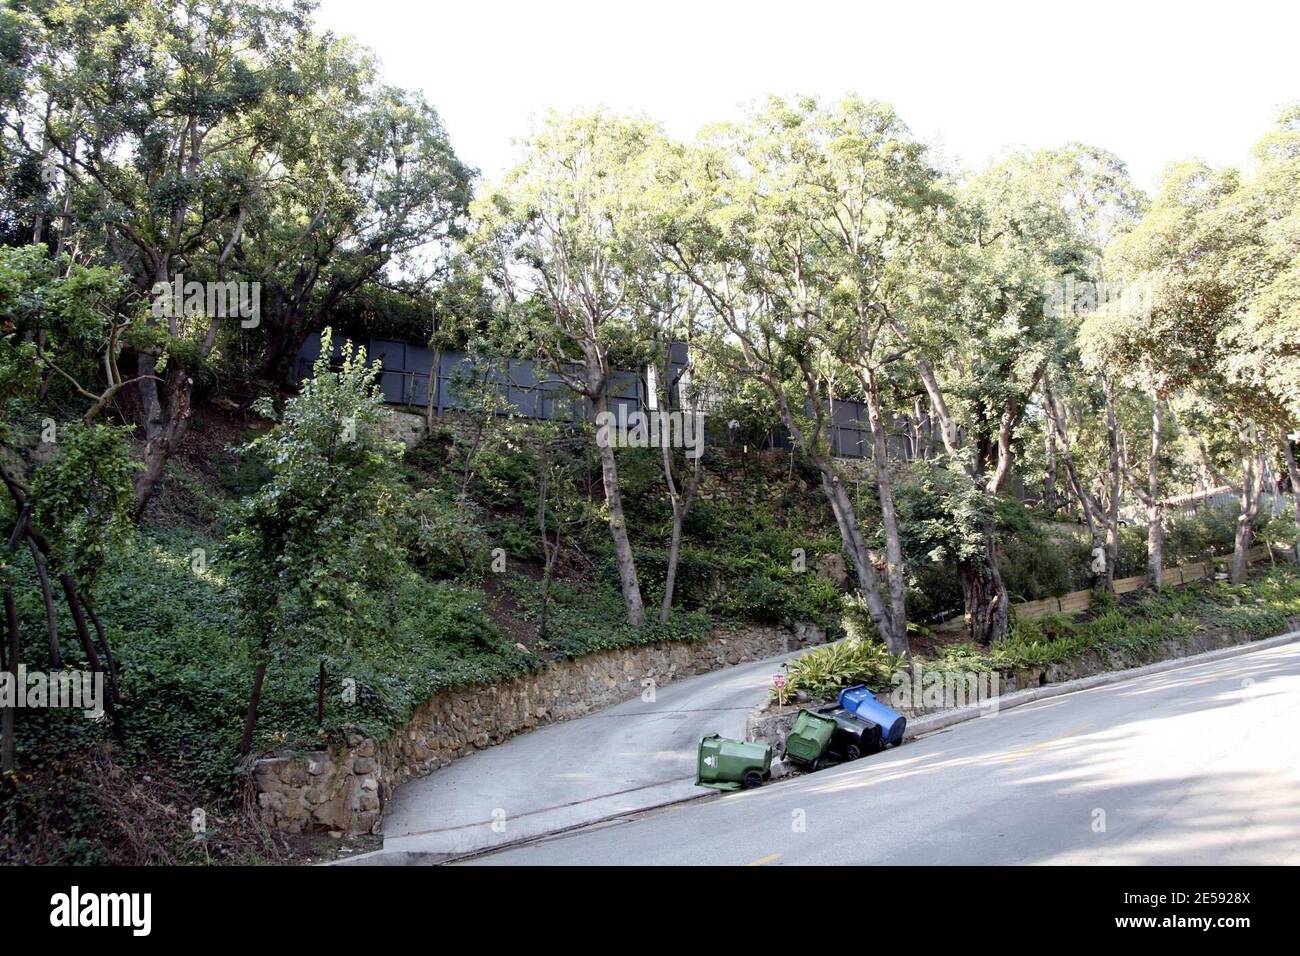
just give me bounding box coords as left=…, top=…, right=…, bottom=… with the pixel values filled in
left=6, top=0, right=470, bottom=516
left=12, top=0, right=316, bottom=512
left=472, top=112, right=666, bottom=627
left=903, top=145, right=1139, bottom=628
left=1105, top=149, right=1291, bottom=583
left=228, top=329, right=403, bottom=756
left=0, top=244, right=141, bottom=766
left=656, top=96, right=945, bottom=657
left=243, top=75, right=472, bottom=390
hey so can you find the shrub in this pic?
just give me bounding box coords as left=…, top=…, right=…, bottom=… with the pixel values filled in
left=1114, top=526, right=1151, bottom=579
left=400, top=487, right=491, bottom=578
left=781, top=565, right=1300, bottom=700
left=780, top=637, right=901, bottom=700
left=1165, top=506, right=1240, bottom=564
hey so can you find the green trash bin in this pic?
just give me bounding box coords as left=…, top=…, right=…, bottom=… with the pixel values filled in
left=782, top=708, right=837, bottom=771
left=696, top=734, right=773, bottom=791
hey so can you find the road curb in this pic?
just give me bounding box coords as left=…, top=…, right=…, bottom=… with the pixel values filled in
left=328, top=785, right=716, bottom=866
left=903, top=629, right=1300, bottom=740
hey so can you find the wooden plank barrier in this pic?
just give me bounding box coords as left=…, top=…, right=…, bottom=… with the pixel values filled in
left=1057, top=590, right=1093, bottom=614
left=1113, top=575, right=1146, bottom=595
left=931, top=544, right=1285, bottom=634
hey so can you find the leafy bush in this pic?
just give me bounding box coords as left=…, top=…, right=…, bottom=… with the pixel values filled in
left=1265, top=510, right=1299, bottom=557
left=1165, top=506, right=1240, bottom=564
left=1114, top=525, right=1152, bottom=579
left=2, top=524, right=533, bottom=790
left=30, top=422, right=137, bottom=591
left=780, top=637, right=901, bottom=700
left=904, top=560, right=966, bottom=624
left=225, top=330, right=407, bottom=709
left=399, top=487, right=491, bottom=578
left=994, top=499, right=1076, bottom=600
left=779, top=565, right=1300, bottom=700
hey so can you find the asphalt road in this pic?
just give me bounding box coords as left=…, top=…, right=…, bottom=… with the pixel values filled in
left=381, top=649, right=802, bottom=859
left=467, top=638, right=1300, bottom=865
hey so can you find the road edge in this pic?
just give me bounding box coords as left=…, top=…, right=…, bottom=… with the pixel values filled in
left=332, top=628, right=1300, bottom=866
left=903, top=628, right=1300, bottom=739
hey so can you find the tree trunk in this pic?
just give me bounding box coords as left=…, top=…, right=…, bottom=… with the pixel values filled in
left=816, top=465, right=908, bottom=657
left=81, top=597, right=119, bottom=702
left=538, top=559, right=555, bottom=641
left=862, top=370, right=908, bottom=647
left=911, top=398, right=930, bottom=459
left=2, top=588, right=18, bottom=772
left=316, top=659, right=326, bottom=725
left=536, top=444, right=556, bottom=642
left=425, top=348, right=442, bottom=430
left=742, top=350, right=908, bottom=659
left=660, top=507, right=685, bottom=625
left=1045, top=382, right=1115, bottom=594
left=1103, top=377, right=1121, bottom=586
left=1231, top=502, right=1253, bottom=584
left=132, top=368, right=195, bottom=518
left=1146, top=397, right=1164, bottom=590
left=658, top=409, right=701, bottom=625
left=960, top=525, right=1009, bottom=645
left=538, top=544, right=557, bottom=642
left=1043, top=412, right=1059, bottom=514
left=592, top=392, right=645, bottom=627
left=257, top=323, right=320, bottom=391
left=917, top=358, right=1012, bottom=643
left=136, top=347, right=165, bottom=446
left=1281, top=427, right=1300, bottom=565
left=28, top=541, right=61, bottom=668
left=58, top=573, right=114, bottom=713
left=1230, top=424, right=1260, bottom=585
left=239, top=659, right=269, bottom=757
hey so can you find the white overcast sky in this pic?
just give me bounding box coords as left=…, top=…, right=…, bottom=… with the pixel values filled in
left=316, top=0, right=1298, bottom=192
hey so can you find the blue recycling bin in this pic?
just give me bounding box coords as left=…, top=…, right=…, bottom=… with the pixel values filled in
left=838, top=685, right=906, bottom=745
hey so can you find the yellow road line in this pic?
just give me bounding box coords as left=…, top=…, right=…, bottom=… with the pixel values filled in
left=746, top=852, right=782, bottom=867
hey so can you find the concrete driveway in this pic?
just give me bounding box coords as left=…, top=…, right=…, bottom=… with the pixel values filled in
left=378, top=649, right=800, bottom=860
left=468, top=637, right=1300, bottom=865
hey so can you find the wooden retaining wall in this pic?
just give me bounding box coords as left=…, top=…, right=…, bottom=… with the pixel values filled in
left=935, top=545, right=1279, bottom=633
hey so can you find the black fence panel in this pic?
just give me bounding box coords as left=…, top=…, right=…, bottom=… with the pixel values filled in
left=294, top=333, right=917, bottom=461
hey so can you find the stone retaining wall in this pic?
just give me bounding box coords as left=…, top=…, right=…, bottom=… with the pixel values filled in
left=253, top=621, right=828, bottom=835
left=746, top=617, right=1300, bottom=751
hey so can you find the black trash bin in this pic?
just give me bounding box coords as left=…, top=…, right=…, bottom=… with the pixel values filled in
left=817, top=705, right=882, bottom=762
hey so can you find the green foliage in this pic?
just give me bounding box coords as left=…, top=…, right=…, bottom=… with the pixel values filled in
left=30, top=423, right=137, bottom=592
left=841, top=594, right=882, bottom=643
left=995, top=504, right=1075, bottom=601
left=714, top=561, right=841, bottom=625
left=225, top=329, right=405, bottom=667
left=780, top=638, right=901, bottom=700
left=622, top=484, right=845, bottom=626
left=885, top=462, right=999, bottom=622
left=399, top=487, right=490, bottom=578
left=896, top=462, right=996, bottom=567
left=510, top=577, right=713, bottom=659
left=0, top=524, right=528, bottom=790
left=993, top=568, right=1300, bottom=668
left=1165, top=506, right=1240, bottom=563
left=780, top=565, right=1300, bottom=700
left=0, top=244, right=138, bottom=437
